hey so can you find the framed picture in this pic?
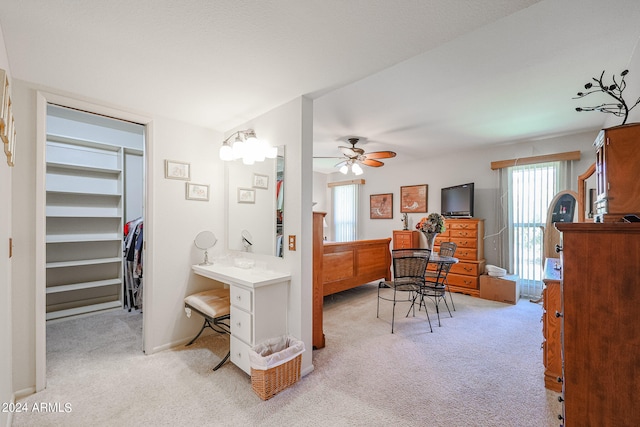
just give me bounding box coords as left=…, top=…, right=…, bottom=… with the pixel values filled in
left=238, top=187, right=256, bottom=204
left=370, top=193, right=393, bottom=219
left=185, top=182, right=209, bottom=201
left=165, top=159, right=190, bottom=180
left=253, top=173, right=269, bottom=189
left=400, top=184, right=428, bottom=213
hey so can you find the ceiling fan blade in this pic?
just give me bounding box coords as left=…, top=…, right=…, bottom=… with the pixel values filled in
left=339, top=146, right=364, bottom=156
left=334, top=160, right=348, bottom=168
left=360, top=159, right=384, bottom=167
left=313, top=156, right=344, bottom=159
left=365, top=151, right=396, bottom=160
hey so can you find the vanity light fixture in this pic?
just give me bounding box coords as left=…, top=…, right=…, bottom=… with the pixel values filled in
left=219, top=129, right=277, bottom=164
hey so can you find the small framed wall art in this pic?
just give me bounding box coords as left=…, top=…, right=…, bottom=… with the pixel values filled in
left=185, top=182, right=209, bottom=201
left=400, top=184, right=428, bottom=213
left=238, top=187, right=256, bottom=204
left=370, top=193, right=393, bottom=219
left=253, top=173, right=269, bottom=189
left=165, top=160, right=190, bottom=180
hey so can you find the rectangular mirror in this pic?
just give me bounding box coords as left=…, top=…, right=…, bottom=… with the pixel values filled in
left=226, top=146, right=284, bottom=257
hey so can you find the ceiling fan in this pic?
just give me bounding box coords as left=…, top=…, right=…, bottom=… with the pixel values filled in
left=317, top=137, right=397, bottom=175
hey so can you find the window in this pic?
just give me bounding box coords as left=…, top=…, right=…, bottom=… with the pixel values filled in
left=332, top=183, right=359, bottom=242
left=508, top=162, right=559, bottom=297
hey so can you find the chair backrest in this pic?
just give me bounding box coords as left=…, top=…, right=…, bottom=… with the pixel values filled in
left=391, top=248, right=431, bottom=280
left=438, top=241, right=457, bottom=257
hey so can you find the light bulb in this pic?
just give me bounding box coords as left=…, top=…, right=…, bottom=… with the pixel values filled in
left=340, top=165, right=349, bottom=174
left=352, top=163, right=363, bottom=175
left=219, top=143, right=233, bottom=161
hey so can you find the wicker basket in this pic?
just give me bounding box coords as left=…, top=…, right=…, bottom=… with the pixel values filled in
left=251, top=352, right=302, bottom=400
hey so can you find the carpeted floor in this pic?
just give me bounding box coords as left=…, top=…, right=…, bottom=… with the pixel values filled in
left=13, top=284, right=562, bottom=426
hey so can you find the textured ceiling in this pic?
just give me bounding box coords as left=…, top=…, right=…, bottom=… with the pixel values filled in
left=1, top=0, right=639, bottom=173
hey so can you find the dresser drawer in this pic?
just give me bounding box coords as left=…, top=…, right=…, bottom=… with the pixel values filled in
left=450, top=261, right=482, bottom=276
left=230, top=285, right=252, bottom=312
left=450, top=229, right=478, bottom=239
left=450, top=236, right=478, bottom=249
left=449, top=221, right=478, bottom=231
left=447, top=273, right=479, bottom=289
left=453, top=248, right=478, bottom=260
left=230, top=335, right=251, bottom=374
left=230, top=306, right=253, bottom=344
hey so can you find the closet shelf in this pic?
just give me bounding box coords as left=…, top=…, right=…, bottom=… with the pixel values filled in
left=46, top=188, right=122, bottom=197
left=46, top=257, right=122, bottom=269
left=46, top=233, right=121, bottom=244
left=47, top=133, right=122, bottom=152
left=45, top=301, right=122, bottom=321
left=46, top=278, right=121, bottom=294
left=47, top=161, right=121, bottom=174
left=46, top=211, right=121, bottom=218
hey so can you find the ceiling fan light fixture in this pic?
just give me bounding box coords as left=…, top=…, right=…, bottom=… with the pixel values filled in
left=352, top=163, right=363, bottom=175
left=339, top=164, right=349, bottom=174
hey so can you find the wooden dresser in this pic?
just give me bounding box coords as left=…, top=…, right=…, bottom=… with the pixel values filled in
left=392, top=230, right=420, bottom=249
left=435, top=218, right=485, bottom=296
left=555, top=223, right=640, bottom=426
left=542, top=258, right=562, bottom=393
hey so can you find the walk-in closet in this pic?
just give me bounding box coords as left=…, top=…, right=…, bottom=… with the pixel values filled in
left=45, top=105, right=145, bottom=320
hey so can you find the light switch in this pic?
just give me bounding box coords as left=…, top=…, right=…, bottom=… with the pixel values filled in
left=288, top=235, right=296, bottom=251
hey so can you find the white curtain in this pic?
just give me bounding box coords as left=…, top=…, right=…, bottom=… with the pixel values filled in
left=332, top=184, right=359, bottom=242
left=500, top=160, right=572, bottom=298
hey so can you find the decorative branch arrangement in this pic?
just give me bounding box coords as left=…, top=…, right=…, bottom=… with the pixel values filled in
left=574, top=69, right=640, bottom=125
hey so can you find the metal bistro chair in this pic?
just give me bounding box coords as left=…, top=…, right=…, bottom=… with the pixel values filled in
left=419, top=248, right=456, bottom=327
left=377, top=248, right=432, bottom=333
left=431, top=241, right=458, bottom=311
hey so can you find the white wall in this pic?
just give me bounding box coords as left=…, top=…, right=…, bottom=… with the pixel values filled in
left=0, top=21, right=13, bottom=427
left=317, top=129, right=601, bottom=268
left=227, top=96, right=314, bottom=375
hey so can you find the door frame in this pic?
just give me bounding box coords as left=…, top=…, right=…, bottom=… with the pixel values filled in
left=35, top=91, right=154, bottom=391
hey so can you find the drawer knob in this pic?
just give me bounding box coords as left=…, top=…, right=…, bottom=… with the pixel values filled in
left=555, top=311, right=563, bottom=318
left=555, top=244, right=562, bottom=253
left=557, top=376, right=563, bottom=383
left=558, top=396, right=564, bottom=402
left=236, top=321, right=242, bottom=328
left=236, top=295, right=242, bottom=301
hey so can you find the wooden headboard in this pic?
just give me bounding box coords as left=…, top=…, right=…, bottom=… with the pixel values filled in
left=313, top=212, right=391, bottom=348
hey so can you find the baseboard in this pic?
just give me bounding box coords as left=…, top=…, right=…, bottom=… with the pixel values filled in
left=14, top=386, right=36, bottom=399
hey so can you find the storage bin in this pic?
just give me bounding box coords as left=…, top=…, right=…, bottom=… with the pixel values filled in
left=248, top=335, right=305, bottom=400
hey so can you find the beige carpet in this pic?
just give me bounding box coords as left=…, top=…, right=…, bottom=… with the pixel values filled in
left=13, top=284, right=562, bottom=426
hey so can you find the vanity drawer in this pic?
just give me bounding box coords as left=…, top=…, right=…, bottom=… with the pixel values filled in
left=230, top=306, right=253, bottom=344
left=230, top=285, right=252, bottom=312
left=230, top=335, right=251, bottom=374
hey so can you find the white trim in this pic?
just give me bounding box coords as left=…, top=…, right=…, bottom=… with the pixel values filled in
left=34, top=91, right=153, bottom=390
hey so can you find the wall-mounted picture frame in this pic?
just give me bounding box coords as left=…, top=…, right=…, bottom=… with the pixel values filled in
left=370, top=193, right=393, bottom=219
left=253, top=173, right=269, bottom=189
left=185, top=182, right=209, bottom=201
left=238, top=187, right=256, bottom=204
left=400, top=184, right=428, bottom=213
left=165, top=159, right=190, bottom=180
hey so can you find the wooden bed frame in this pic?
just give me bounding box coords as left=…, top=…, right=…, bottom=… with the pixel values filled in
left=313, top=213, right=391, bottom=349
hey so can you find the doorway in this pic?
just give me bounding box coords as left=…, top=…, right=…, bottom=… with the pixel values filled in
left=35, top=92, right=152, bottom=391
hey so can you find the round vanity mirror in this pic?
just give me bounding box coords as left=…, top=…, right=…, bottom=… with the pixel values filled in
left=241, top=229, right=253, bottom=251
left=194, top=231, right=217, bottom=265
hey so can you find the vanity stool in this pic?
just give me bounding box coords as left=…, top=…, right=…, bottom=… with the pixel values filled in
left=184, top=288, right=231, bottom=371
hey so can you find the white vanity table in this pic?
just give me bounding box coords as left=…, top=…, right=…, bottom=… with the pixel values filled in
left=192, top=263, right=291, bottom=375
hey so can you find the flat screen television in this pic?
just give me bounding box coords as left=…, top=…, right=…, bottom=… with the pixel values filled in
left=441, top=183, right=474, bottom=218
